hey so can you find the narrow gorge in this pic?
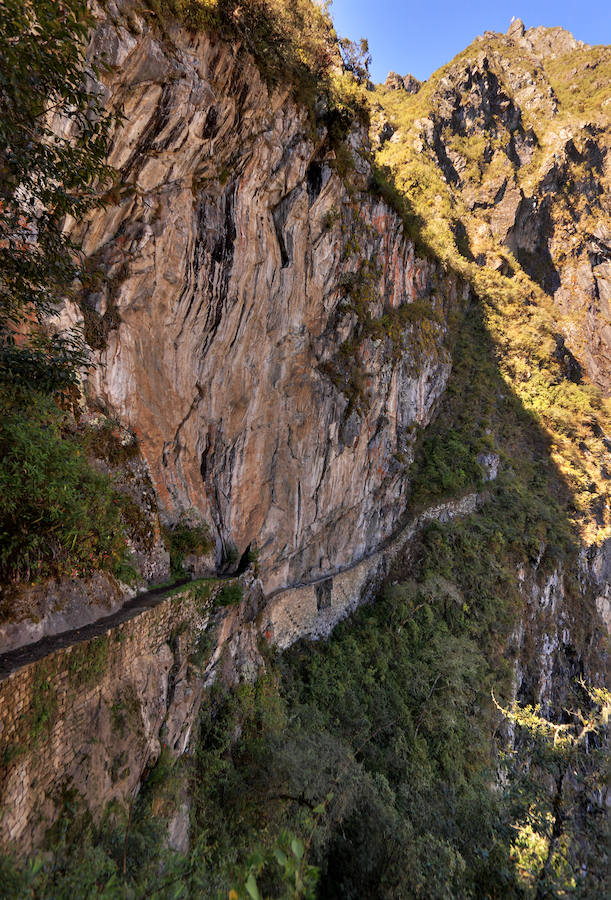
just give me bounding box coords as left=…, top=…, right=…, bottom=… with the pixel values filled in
left=0, top=2, right=608, bottom=897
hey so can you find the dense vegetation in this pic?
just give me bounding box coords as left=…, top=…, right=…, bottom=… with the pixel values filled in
left=0, top=0, right=114, bottom=388
left=2, top=301, right=606, bottom=899
left=0, top=390, right=128, bottom=582
left=178, top=301, right=607, bottom=900
left=370, top=36, right=611, bottom=545
left=0, top=1, right=137, bottom=586
left=149, top=0, right=370, bottom=167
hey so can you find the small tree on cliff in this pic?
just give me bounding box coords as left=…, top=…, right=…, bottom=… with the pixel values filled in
left=339, top=37, right=372, bottom=84
left=495, top=681, right=609, bottom=898
left=0, top=0, right=115, bottom=393
left=0, top=2, right=131, bottom=584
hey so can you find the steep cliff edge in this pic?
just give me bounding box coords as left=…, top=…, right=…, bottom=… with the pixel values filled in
left=61, top=0, right=466, bottom=595
left=0, top=4, right=608, bottom=896
left=374, top=19, right=611, bottom=394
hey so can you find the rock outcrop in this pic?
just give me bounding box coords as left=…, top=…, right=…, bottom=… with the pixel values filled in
left=512, top=549, right=609, bottom=720
left=373, top=18, right=609, bottom=755
left=0, top=4, right=608, bottom=880
left=385, top=71, right=421, bottom=93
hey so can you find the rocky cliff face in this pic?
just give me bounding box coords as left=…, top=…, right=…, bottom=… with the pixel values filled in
left=372, top=18, right=609, bottom=735
left=375, top=19, right=610, bottom=393
left=512, top=539, right=610, bottom=719
left=62, top=1, right=467, bottom=595
left=0, top=6, right=608, bottom=887
left=63, top=6, right=608, bottom=690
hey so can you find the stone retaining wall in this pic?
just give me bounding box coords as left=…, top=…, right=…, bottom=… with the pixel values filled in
left=262, top=493, right=481, bottom=648
left=0, top=491, right=485, bottom=855
left=0, top=586, right=212, bottom=854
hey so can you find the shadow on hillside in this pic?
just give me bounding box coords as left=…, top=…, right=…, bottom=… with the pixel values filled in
left=395, top=294, right=605, bottom=707
left=182, top=292, right=608, bottom=900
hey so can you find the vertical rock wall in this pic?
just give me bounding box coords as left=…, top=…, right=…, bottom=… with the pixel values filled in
left=64, top=2, right=469, bottom=593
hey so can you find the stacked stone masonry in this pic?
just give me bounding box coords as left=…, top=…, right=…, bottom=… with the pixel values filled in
left=0, top=588, right=210, bottom=854
left=262, top=492, right=481, bottom=648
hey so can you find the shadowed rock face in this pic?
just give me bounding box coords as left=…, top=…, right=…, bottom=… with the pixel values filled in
left=63, top=2, right=467, bottom=592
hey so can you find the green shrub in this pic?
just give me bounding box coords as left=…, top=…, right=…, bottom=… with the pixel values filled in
left=0, top=388, right=128, bottom=583
left=215, top=581, right=243, bottom=607
left=29, top=664, right=58, bottom=745
left=149, top=0, right=368, bottom=150
left=110, top=688, right=141, bottom=737
left=412, top=429, right=484, bottom=501
left=190, top=627, right=216, bottom=668
left=68, top=635, right=110, bottom=687
left=1, top=744, right=26, bottom=767
left=151, top=0, right=335, bottom=93
left=0, top=0, right=115, bottom=391
left=81, top=419, right=139, bottom=467
left=162, top=518, right=213, bottom=575
left=322, top=205, right=340, bottom=231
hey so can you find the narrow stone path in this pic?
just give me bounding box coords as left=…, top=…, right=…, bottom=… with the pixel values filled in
left=266, top=490, right=483, bottom=598
left=0, top=579, right=191, bottom=681
left=261, top=490, right=486, bottom=649
left=0, top=489, right=487, bottom=682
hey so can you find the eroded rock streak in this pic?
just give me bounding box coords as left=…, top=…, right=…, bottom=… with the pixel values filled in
left=64, top=3, right=468, bottom=592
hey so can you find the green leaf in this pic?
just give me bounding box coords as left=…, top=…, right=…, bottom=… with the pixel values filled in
left=29, top=855, right=44, bottom=876
left=291, top=837, right=304, bottom=861
left=244, top=873, right=261, bottom=900
left=246, top=851, right=264, bottom=870
left=273, top=847, right=288, bottom=867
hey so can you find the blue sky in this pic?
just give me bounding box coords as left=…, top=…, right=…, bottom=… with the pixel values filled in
left=329, top=0, right=611, bottom=83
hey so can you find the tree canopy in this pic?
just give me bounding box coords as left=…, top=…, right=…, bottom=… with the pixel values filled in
left=0, top=0, right=114, bottom=392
